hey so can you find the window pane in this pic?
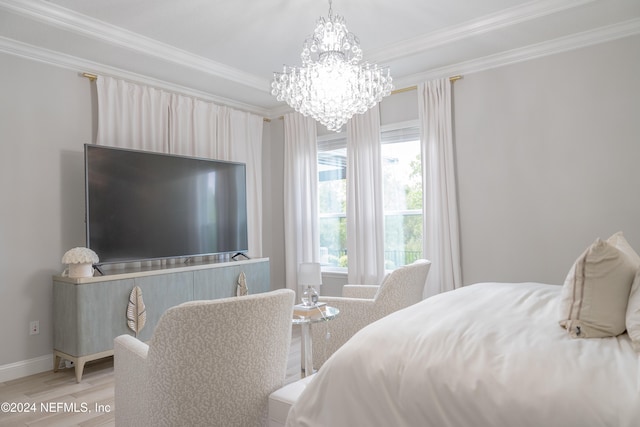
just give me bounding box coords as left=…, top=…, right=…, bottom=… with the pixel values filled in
left=381, top=139, right=423, bottom=269
left=318, top=147, right=347, bottom=267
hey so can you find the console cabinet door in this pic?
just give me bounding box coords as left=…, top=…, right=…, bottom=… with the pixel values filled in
left=193, top=261, right=270, bottom=300
left=131, top=272, right=194, bottom=342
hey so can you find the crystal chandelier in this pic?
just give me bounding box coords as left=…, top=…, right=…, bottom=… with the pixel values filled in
left=271, top=0, right=393, bottom=132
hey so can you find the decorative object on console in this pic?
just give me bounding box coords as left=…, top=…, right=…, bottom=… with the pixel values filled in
left=61, top=247, right=99, bottom=278
left=126, top=286, right=147, bottom=338
left=236, top=271, right=248, bottom=296
left=271, top=0, right=393, bottom=132
left=298, top=262, right=322, bottom=306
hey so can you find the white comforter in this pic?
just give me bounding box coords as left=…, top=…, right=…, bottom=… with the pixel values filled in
left=286, top=282, right=640, bottom=427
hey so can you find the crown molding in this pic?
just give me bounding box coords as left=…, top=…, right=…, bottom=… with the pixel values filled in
left=0, top=0, right=599, bottom=96
left=0, top=36, right=272, bottom=117
left=2, top=14, right=638, bottom=119
left=1, top=1, right=638, bottom=118
left=0, top=0, right=271, bottom=93
left=366, top=0, right=597, bottom=64
left=266, top=103, right=295, bottom=120
left=393, top=17, right=640, bottom=89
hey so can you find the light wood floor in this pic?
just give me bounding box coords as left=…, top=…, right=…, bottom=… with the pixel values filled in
left=0, top=328, right=302, bottom=426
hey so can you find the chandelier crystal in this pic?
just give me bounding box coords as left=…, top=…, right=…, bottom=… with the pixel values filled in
left=271, top=0, right=393, bottom=132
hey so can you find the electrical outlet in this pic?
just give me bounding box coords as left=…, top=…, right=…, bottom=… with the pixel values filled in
left=30, top=320, right=39, bottom=335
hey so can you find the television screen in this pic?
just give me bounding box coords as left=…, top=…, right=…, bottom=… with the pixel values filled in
left=85, top=144, right=248, bottom=264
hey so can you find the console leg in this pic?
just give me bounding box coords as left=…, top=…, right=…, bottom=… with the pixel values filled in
left=75, top=359, right=86, bottom=383
left=53, top=354, right=62, bottom=372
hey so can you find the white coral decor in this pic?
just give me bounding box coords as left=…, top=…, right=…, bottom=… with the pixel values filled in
left=62, top=247, right=99, bottom=278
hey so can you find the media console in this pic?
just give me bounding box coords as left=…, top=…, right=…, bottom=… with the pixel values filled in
left=52, top=257, right=270, bottom=382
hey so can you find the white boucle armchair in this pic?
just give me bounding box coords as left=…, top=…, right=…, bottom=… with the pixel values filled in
left=311, top=259, right=431, bottom=368
left=114, top=289, right=295, bottom=427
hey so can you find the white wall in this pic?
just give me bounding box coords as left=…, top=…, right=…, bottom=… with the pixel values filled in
left=0, top=53, right=93, bottom=377
left=379, top=89, right=418, bottom=125
left=454, top=34, right=640, bottom=285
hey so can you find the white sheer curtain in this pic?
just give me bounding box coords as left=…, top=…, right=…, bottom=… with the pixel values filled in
left=96, top=76, right=170, bottom=152
left=346, top=105, right=385, bottom=285
left=168, top=95, right=219, bottom=158
left=226, top=108, right=264, bottom=258
left=214, top=106, right=232, bottom=160
left=96, top=76, right=264, bottom=258
left=283, top=112, right=320, bottom=291
left=418, top=79, right=462, bottom=297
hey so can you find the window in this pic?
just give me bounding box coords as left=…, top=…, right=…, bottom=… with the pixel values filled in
left=318, top=141, right=348, bottom=268
left=317, top=122, right=423, bottom=270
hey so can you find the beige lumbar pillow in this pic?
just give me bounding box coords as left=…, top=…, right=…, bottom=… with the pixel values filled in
left=559, top=235, right=637, bottom=338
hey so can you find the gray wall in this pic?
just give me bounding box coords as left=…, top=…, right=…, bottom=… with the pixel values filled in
left=0, top=54, right=93, bottom=371
left=1, top=34, right=639, bottom=377
left=455, top=34, right=640, bottom=285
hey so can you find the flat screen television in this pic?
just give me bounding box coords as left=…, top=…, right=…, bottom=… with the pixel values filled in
left=84, top=144, right=248, bottom=265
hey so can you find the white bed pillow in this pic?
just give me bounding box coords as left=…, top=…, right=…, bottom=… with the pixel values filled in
left=608, top=231, right=640, bottom=267
left=559, top=236, right=637, bottom=338
left=607, top=232, right=640, bottom=351
left=608, top=232, right=640, bottom=350
left=627, top=270, right=640, bottom=351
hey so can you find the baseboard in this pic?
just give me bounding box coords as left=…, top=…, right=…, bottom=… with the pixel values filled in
left=0, top=354, right=52, bottom=383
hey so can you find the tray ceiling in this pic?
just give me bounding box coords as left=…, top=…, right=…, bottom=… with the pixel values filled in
left=1, top=0, right=639, bottom=116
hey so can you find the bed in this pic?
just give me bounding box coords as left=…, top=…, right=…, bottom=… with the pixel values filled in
left=285, top=281, right=640, bottom=427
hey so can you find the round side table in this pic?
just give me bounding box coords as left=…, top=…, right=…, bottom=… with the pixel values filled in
left=292, top=306, right=340, bottom=377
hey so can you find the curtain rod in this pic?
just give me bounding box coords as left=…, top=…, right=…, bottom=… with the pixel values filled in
left=266, top=75, right=462, bottom=122
left=82, top=72, right=462, bottom=122
left=391, top=75, right=462, bottom=95
left=80, top=72, right=273, bottom=123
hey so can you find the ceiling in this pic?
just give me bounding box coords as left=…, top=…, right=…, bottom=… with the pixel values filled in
left=1, top=0, right=639, bottom=117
